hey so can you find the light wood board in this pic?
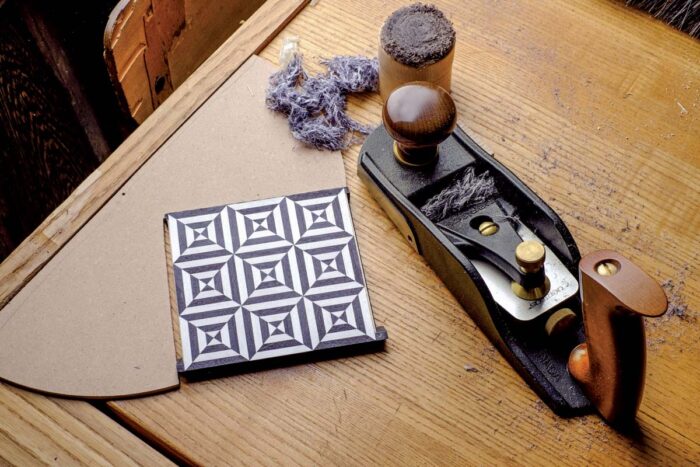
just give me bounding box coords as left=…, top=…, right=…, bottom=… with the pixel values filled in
left=103, top=0, right=698, bottom=464
left=0, top=382, right=170, bottom=465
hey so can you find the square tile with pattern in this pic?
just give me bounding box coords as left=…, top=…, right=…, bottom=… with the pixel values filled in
left=166, top=188, right=384, bottom=372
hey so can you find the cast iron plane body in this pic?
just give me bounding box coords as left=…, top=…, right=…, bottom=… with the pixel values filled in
left=359, top=124, right=593, bottom=416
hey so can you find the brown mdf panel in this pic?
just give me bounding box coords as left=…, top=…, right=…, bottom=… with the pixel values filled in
left=0, top=55, right=344, bottom=399
left=107, top=0, right=699, bottom=464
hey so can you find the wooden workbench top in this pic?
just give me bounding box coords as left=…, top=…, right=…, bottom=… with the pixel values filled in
left=2, top=0, right=699, bottom=464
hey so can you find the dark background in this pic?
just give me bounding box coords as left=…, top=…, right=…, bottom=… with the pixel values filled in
left=0, top=0, right=133, bottom=260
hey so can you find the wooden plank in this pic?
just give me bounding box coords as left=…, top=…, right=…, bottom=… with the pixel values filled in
left=104, top=0, right=180, bottom=122
left=0, top=383, right=170, bottom=465
left=19, top=4, right=111, bottom=161
left=101, top=0, right=699, bottom=464
left=168, top=0, right=267, bottom=87
left=0, top=3, right=102, bottom=257
left=105, top=0, right=267, bottom=124
left=0, top=0, right=309, bottom=311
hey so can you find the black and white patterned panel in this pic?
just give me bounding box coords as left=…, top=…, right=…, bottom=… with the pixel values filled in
left=167, top=188, right=379, bottom=372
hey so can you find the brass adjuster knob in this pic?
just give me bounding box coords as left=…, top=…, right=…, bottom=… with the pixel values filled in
left=515, top=240, right=545, bottom=273
left=511, top=240, right=549, bottom=300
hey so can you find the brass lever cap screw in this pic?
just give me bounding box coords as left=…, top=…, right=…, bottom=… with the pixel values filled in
left=478, top=221, right=499, bottom=236
left=595, top=260, right=619, bottom=276
left=515, top=240, right=546, bottom=273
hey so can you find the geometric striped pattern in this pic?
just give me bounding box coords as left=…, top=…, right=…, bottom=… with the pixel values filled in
left=166, top=188, right=380, bottom=372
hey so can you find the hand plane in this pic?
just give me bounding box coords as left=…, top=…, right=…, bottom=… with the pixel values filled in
left=358, top=82, right=668, bottom=426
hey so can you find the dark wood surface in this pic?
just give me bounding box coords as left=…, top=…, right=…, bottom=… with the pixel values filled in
left=0, top=0, right=137, bottom=262
left=0, top=3, right=101, bottom=254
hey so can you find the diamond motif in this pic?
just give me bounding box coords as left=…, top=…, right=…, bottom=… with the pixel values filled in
left=167, top=188, right=382, bottom=372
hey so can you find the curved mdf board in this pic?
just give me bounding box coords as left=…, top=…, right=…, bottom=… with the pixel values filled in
left=0, top=56, right=346, bottom=398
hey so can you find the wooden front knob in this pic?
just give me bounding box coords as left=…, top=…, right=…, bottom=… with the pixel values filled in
left=382, top=82, right=456, bottom=167
left=568, top=250, right=667, bottom=426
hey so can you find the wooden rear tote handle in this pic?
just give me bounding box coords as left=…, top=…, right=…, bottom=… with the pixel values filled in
left=568, top=250, right=667, bottom=426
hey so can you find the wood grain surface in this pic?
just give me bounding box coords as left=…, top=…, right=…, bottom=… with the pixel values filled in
left=0, top=3, right=102, bottom=258
left=0, top=383, right=170, bottom=465
left=99, top=0, right=698, bottom=464
left=1, top=0, right=698, bottom=464
left=104, top=0, right=266, bottom=124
